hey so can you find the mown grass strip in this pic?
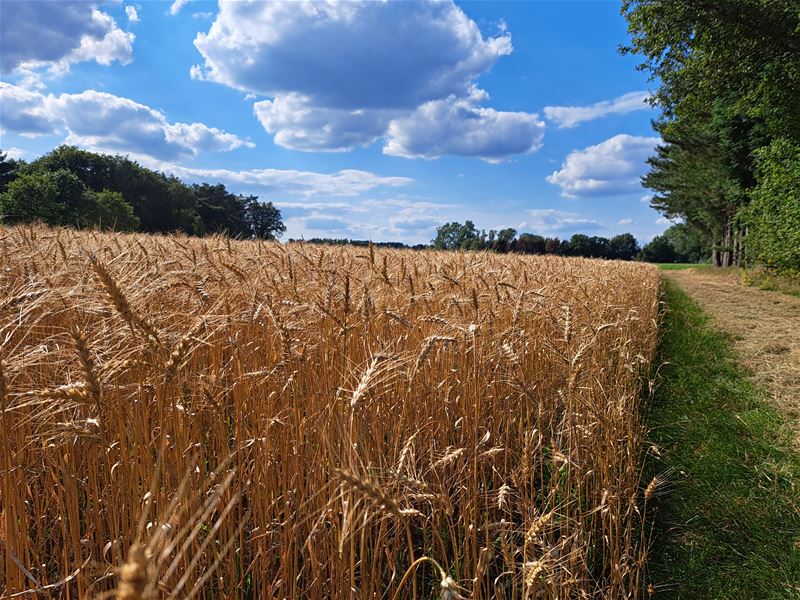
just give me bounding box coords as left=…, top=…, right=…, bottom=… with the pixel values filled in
left=647, top=279, right=800, bottom=599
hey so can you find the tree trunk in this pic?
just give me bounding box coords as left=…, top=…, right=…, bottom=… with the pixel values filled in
left=721, top=221, right=732, bottom=268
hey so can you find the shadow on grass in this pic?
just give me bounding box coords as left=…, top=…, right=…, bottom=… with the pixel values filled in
left=646, top=279, right=800, bottom=599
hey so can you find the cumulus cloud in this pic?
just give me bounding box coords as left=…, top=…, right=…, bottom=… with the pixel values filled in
left=254, top=94, right=394, bottom=152
left=0, top=83, right=252, bottom=159
left=546, top=134, right=660, bottom=198
left=0, top=2, right=134, bottom=74
left=384, top=91, right=545, bottom=162
left=655, top=217, right=672, bottom=225
left=190, top=0, right=540, bottom=159
left=125, top=6, right=139, bottom=23
left=543, top=91, right=652, bottom=129
left=0, top=83, right=60, bottom=135
left=527, top=209, right=601, bottom=234
left=193, top=1, right=510, bottom=107
left=617, top=218, right=634, bottom=225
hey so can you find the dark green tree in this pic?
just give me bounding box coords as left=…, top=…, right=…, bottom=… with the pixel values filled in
left=246, top=197, right=286, bottom=240
left=83, top=190, right=140, bottom=232
left=432, top=221, right=481, bottom=250
left=0, top=150, right=23, bottom=193
left=0, top=169, right=84, bottom=225
left=194, top=183, right=251, bottom=237
left=639, top=235, right=677, bottom=263
left=622, top=0, right=800, bottom=271
left=608, top=233, right=640, bottom=260
left=744, top=139, right=800, bottom=272
left=515, top=233, right=546, bottom=254
left=662, top=223, right=711, bottom=263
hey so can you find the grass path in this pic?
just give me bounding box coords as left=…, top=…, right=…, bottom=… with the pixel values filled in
left=665, top=268, right=800, bottom=443
left=646, top=279, right=800, bottom=598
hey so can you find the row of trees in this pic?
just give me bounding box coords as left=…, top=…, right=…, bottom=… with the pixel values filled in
left=0, top=146, right=286, bottom=240
left=431, top=220, right=644, bottom=260
left=622, top=0, right=800, bottom=272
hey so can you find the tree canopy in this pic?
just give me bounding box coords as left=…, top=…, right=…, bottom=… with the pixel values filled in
left=622, top=0, right=800, bottom=272
left=0, top=146, right=286, bottom=240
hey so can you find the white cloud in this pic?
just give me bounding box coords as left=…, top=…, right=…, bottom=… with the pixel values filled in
left=0, top=83, right=252, bottom=159
left=0, top=83, right=60, bottom=135
left=274, top=201, right=364, bottom=213
left=193, top=1, right=510, bottom=106
left=617, top=218, right=634, bottom=225
left=388, top=214, right=442, bottom=231
left=384, top=90, right=545, bottom=162
left=254, top=94, right=394, bottom=152
left=3, top=147, right=27, bottom=160
left=190, top=0, right=540, bottom=159
left=189, top=64, right=205, bottom=81
left=169, top=0, right=192, bottom=16
left=135, top=159, right=413, bottom=198
left=0, top=2, right=134, bottom=74
left=546, top=134, right=660, bottom=198
left=640, top=194, right=653, bottom=203
left=125, top=6, right=140, bottom=23
left=527, top=209, right=601, bottom=234
left=655, top=217, right=672, bottom=225
left=543, top=91, right=652, bottom=129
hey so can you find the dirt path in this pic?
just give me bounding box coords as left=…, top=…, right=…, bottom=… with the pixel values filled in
left=665, top=268, right=800, bottom=442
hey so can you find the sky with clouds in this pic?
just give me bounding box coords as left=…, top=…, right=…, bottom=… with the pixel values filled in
left=0, top=0, right=671, bottom=244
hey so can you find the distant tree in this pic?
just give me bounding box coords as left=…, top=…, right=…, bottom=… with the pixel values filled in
left=3, top=145, right=288, bottom=239
left=544, top=237, right=561, bottom=253
left=0, top=150, right=23, bottom=193
left=515, top=233, right=546, bottom=254
left=29, top=146, right=202, bottom=234
left=246, top=197, right=286, bottom=240
left=662, top=223, right=711, bottom=263
left=432, top=221, right=481, bottom=250
left=608, top=233, right=640, bottom=260
left=194, top=183, right=251, bottom=237
left=0, top=169, right=83, bottom=225
left=83, top=189, right=140, bottom=232
left=561, top=234, right=611, bottom=258
left=495, top=227, right=517, bottom=252
left=639, top=234, right=678, bottom=263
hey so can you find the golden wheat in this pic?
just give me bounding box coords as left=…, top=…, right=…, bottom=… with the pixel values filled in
left=0, top=224, right=660, bottom=599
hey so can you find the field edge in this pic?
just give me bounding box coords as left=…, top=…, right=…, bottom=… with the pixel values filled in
left=644, top=278, right=800, bottom=598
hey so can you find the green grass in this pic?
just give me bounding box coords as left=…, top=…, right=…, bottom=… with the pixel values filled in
left=646, top=280, right=800, bottom=599
left=742, top=268, right=800, bottom=298
left=655, top=263, right=711, bottom=270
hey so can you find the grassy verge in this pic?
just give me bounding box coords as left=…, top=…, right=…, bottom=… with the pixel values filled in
left=646, top=279, right=800, bottom=599
left=741, top=267, right=800, bottom=298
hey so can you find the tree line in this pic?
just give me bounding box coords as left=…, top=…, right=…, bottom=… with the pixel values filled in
left=622, top=0, right=800, bottom=273
left=431, top=220, right=709, bottom=262
left=300, top=221, right=708, bottom=263
left=0, top=146, right=286, bottom=240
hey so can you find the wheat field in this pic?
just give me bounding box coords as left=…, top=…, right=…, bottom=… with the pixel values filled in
left=0, top=225, right=660, bottom=599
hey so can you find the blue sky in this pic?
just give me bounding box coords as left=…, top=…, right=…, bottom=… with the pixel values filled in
left=0, top=0, right=671, bottom=244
